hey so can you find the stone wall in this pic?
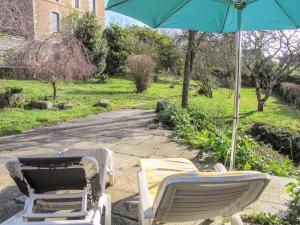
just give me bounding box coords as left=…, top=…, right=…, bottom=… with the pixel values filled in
left=34, top=0, right=105, bottom=40
left=0, top=0, right=105, bottom=40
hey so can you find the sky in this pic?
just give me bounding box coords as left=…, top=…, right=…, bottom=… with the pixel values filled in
left=105, top=11, right=143, bottom=27
left=104, top=0, right=144, bottom=27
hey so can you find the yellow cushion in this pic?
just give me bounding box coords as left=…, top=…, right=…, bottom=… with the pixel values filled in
left=140, top=158, right=198, bottom=206
left=140, top=158, right=259, bottom=207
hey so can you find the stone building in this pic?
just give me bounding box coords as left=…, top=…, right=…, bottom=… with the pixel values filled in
left=1, top=0, right=105, bottom=40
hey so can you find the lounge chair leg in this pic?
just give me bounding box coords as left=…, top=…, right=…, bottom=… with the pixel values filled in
left=139, top=216, right=152, bottom=225
left=138, top=199, right=142, bottom=225
left=105, top=148, right=114, bottom=186
left=138, top=207, right=152, bottom=225
left=231, top=213, right=243, bottom=225
left=104, top=194, right=111, bottom=225
left=108, top=172, right=115, bottom=186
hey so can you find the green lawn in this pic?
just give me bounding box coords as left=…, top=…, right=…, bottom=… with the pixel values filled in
left=189, top=88, right=300, bottom=131
left=0, top=78, right=299, bottom=136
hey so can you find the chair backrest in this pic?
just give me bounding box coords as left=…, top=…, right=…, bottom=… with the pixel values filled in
left=6, top=156, right=101, bottom=201
left=152, top=173, right=270, bottom=224
left=59, top=148, right=111, bottom=194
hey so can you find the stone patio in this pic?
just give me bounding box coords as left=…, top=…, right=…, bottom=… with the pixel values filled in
left=0, top=109, right=294, bottom=224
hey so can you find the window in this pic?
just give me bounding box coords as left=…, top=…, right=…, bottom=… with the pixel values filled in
left=89, top=0, right=96, bottom=13
left=73, top=0, right=79, bottom=9
left=51, top=12, right=60, bottom=33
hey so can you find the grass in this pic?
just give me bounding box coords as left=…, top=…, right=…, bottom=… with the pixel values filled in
left=189, top=87, right=300, bottom=132
left=0, top=77, right=299, bottom=136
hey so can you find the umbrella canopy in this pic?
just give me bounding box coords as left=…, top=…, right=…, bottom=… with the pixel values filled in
left=106, top=0, right=300, bottom=33
left=106, top=0, right=300, bottom=170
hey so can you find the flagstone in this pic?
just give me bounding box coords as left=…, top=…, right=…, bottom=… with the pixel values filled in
left=0, top=109, right=294, bottom=224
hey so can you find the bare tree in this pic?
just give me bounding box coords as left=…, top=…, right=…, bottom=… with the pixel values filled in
left=243, top=30, right=300, bottom=111
left=0, top=0, right=33, bottom=38
left=193, top=36, right=220, bottom=98
left=216, top=33, right=236, bottom=90
left=6, top=33, right=96, bottom=99
left=180, top=30, right=208, bottom=108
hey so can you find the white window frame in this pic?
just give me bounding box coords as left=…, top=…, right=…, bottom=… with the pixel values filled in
left=50, top=11, right=60, bottom=33
left=72, top=0, right=80, bottom=9
left=89, top=0, right=97, bottom=14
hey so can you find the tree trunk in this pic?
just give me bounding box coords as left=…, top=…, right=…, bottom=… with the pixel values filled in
left=52, top=81, right=57, bottom=99
left=254, top=78, right=264, bottom=112
left=257, top=101, right=264, bottom=112
left=182, top=31, right=196, bottom=108
left=254, top=77, right=273, bottom=112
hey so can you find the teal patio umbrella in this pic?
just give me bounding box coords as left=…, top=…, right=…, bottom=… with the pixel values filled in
left=106, top=0, right=300, bottom=170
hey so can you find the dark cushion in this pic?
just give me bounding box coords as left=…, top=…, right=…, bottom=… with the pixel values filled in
left=19, top=157, right=82, bottom=167
left=16, top=157, right=87, bottom=195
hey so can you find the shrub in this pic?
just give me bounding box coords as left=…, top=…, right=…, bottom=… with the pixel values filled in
left=157, top=105, right=191, bottom=129
left=0, top=68, right=12, bottom=79
left=75, top=13, right=108, bottom=73
left=282, top=74, right=300, bottom=85
left=276, top=82, right=300, bottom=109
left=197, top=85, right=213, bottom=98
left=243, top=212, right=286, bottom=225
left=5, top=87, right=23, bottom=95
left=249, top=123, right=300, bottom=164
left=286, top=181, right=300, bottom=218
left=155, top=104, right=298, bottom=177
left=126, top=55, right=155, bottom=93
left=95, top=73, right=111, bottom=84
left=128, top=26, right=183, bottom=75
left=104, top=24, right=132, bottom=75
left=189, top=107, right=216, bottom=131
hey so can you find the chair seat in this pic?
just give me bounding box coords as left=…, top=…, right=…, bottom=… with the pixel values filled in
left=140, top=158, right=260, bottom=207
left=140, top=158, right=198, bottom=206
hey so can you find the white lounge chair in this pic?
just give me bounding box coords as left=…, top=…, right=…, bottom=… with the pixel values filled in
left=59, top=148, right=115, bottom=186
left=1, top=148, right=114, bottom=225
left=137, top=158, right=270, bottom=225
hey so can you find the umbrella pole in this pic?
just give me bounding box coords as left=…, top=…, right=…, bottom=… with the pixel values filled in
left=229, top=9, right=242, bottom=171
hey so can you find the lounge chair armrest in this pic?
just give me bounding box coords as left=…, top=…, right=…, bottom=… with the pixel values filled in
left=137, top=171, right=155, bottom=218
left=215, top=163, right=227, bottom=172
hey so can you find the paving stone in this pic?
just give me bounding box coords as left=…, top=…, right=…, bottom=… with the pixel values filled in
left=0, top=109, right=294, bottom=225
left=243, top=175, right=295, bottom=217
left=112, top=214, right=138, bottom=225
left=107, top=169, right=139, bottom=197
left=112, top=153, right=140, bottom=171
left=153, top=142, right=198, bottom=158
left=0, top=186, right=23, bottom=223
left=113, top=194, right=139, bottom=221
left=111, top=143, right=156, bottom=157
left=69, top=141, right=118, bottom=151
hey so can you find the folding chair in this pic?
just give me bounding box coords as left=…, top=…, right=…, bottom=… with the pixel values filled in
left=1, top=148, right=113, bottom=225
left=137, top=158, right=270, bottom=225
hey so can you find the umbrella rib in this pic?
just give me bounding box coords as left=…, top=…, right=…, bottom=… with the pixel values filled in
left=220, top=5, right=230, bottom=33
left=154, top=0, right=192, bottom=28
left=106, top=0, right=129, bottom=10
left=273, top=0, right=299, bottom=28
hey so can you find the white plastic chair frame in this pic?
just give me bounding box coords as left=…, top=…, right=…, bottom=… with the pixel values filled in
left=2, top=190, right=111, bottom=225
left=58, top=148, right=115, bottom=187
left=1, top=150, right=113, bottom=225
left=137, top=163, right=270, bottom=225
